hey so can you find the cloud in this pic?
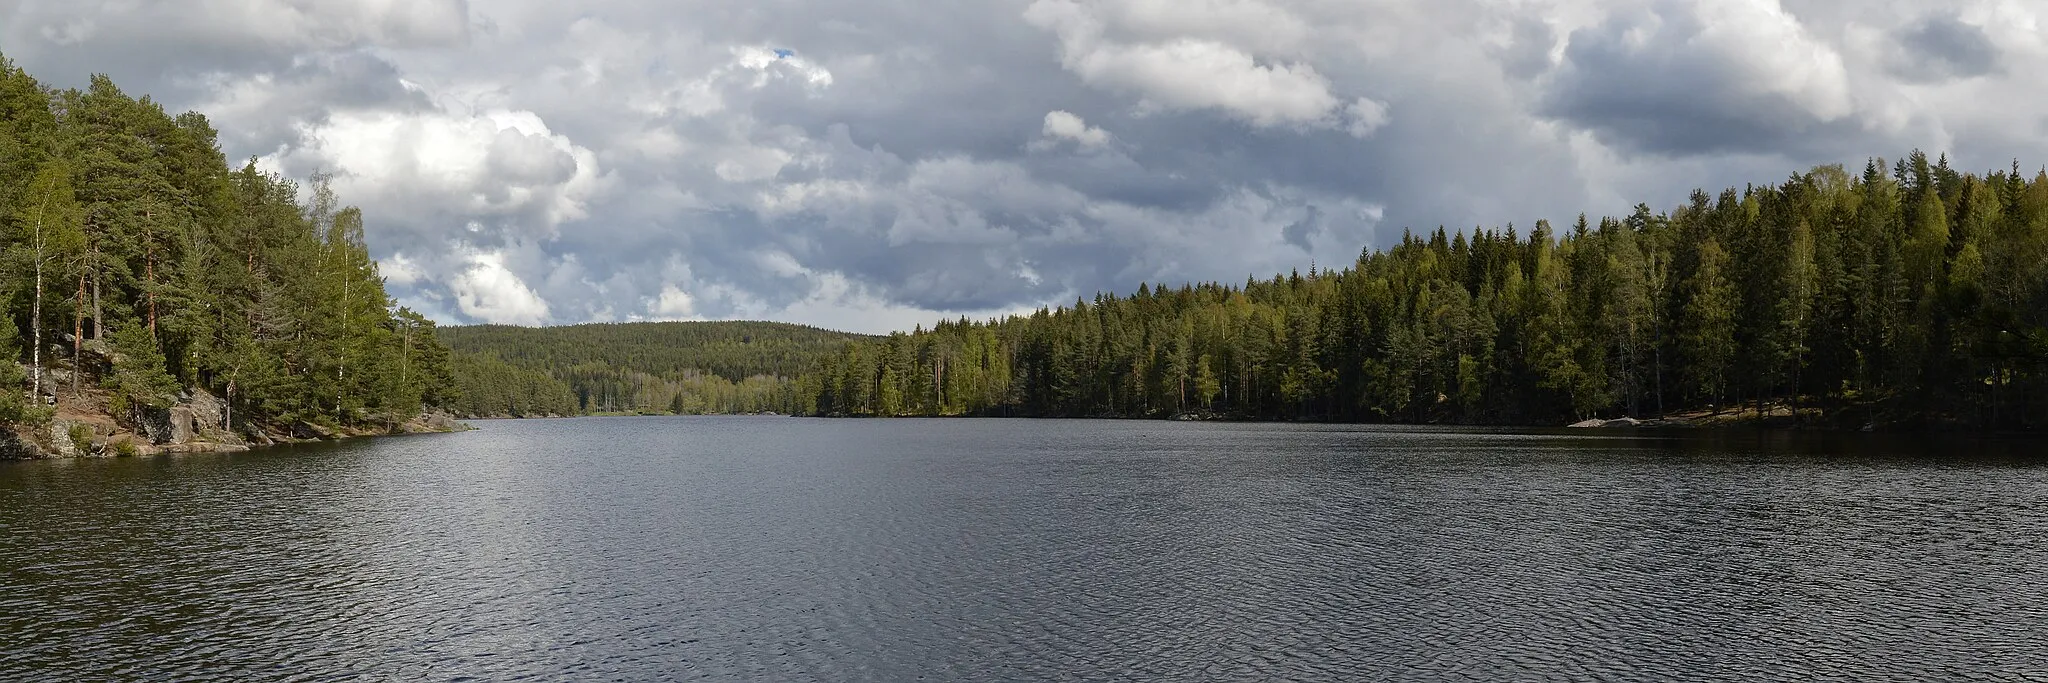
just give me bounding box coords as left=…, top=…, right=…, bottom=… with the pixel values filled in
left=648, top=285, right=701, bottom=321
left=6, top=0, right=2045, bottom=333
left=260, top=101, right=604, bottom=245
left=1041, top=110, right=1112, bottom=149
left=1024, top=0, right=1387, bottom=136
left=1541, top=0, right=1855, bottom=157
left=1889, top=14, right=2001, bottom=82
left=450, top=251, right=551, bottom=325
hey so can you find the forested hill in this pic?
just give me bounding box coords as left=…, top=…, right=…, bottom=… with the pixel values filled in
left=440, top=321, right=868, bottom=418
left=1, top=58, right=457, bottom=456
left=814, top=154, right=2048, bottom=430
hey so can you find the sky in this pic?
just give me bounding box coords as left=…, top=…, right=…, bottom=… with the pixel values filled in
left=4, top=0, right=2044, bottom=333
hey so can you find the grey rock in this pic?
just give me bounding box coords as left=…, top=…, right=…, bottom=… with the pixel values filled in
left=184, top=389, right=228, bottom=433
left=2, top=429, right=52, bottom=459
left=169, top=406, right=196, bottom=444
left=290, top=421, right=334, bottom=440
left=134, top=406, right=176, bottom=445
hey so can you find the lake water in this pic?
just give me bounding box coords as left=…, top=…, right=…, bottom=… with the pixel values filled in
left=4, top=418, right=2048, bottom=681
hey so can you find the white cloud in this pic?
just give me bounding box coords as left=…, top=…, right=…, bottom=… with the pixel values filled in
left=1040, top=110, right=1112, bottom=148
left=1024, top=0, right=1383, bottom=134
left=1105, top=0, right=1311, bottom=53
left=450, top=251, right=551, bottom=325
left=649, top=285, right=701, bottom=320
left=714, top=145, right=795, bottom=182
left=261, top=101, right=603, bottom=240
left=731, top=46, right=835, bottom=88
left=1344, top=97, right=1392, bottom=138
left=382, top=252, right=425, bottom=286
left=1690, top=0, right=1854, bottom=121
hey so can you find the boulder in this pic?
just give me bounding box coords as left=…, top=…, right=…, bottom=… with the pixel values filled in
left=168, top=406, right=197, bottom=444
left=416, top=411, right=469, bottom=433
left=184, top=389, right=228, bottom=434
left=290, top=421, right=335, bottom=440
left=2, top=428, right=51, bottom=459
left=47, top=420, right=81, bottom=457
left=134, top=405, right=176, bottom=445
left=1567, top=418, right=1607, bottom=428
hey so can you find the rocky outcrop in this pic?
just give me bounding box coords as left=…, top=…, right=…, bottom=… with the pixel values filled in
left=133, top=405, right=176, bottom=445
left=1568, top=416, right=1698, bottom=428
left=5, top=383, right=466, bottom=459
left=404, top=410, right=470, bottom=434
left=290, top=420, right=334, bottom=441
left=169, top=406, right=196, bottom=444
left=0, top=429, right=42, bottom=459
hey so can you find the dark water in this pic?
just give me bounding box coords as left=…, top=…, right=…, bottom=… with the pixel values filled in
left=5, top=418, right=2048, bottom=681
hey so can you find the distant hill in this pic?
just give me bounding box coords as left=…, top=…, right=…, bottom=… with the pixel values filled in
left=440, top=321, right=870, bottom=417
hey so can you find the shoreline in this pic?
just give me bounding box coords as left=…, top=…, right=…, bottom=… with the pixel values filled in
left=441, top=410, right=2037, bottom=435
left=3, top=418, right=473, bottom=460
left=3, top=384, right=472, bottom=460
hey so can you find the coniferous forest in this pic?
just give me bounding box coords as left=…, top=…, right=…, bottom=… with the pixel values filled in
left=439, top=321, right=863, bottom=418
left=0, top=58, right=455, bottom=442
left=814, top=156, right=2048, bottom=430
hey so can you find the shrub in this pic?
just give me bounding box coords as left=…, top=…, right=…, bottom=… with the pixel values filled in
left=68, top=423, right=94, bottom=455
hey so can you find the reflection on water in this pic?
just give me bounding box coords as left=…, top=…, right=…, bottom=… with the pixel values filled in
left=5, top=418, right=2047, bottom=680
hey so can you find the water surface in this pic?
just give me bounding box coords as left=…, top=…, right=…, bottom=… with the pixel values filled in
left=5, top=418, right=2047, bottom=681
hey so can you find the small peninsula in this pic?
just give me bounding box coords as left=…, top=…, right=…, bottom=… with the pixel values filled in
left=1, top=61, right=462, bottom=458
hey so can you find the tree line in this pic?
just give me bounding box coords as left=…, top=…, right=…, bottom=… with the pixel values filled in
left=438, top=321, right=860, bottom=417
left=813, top=154, right=2048, bottom=429
left=1, top=58, right=455, bottom=434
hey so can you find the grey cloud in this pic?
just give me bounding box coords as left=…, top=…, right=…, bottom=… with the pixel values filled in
left=1490, top=15, right=1556, bottom=80
left=1542, top=8, right=1836, bottom=157
left=7, top=0, right=2044, bottom=331
left=1890, top=15, right=1999, bottom=83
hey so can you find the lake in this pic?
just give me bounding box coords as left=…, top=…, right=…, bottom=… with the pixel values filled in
left=4, top=417, right=2047, bottom=681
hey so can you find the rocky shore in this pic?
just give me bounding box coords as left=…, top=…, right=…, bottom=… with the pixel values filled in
left=3, top=377, right=470, bottom=460
left=1565, top=403, right=1814, bottom=429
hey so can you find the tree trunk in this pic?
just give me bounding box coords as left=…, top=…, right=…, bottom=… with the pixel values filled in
left=73, top=273, right=84, bottom=397
left=146, top=216, right=157, bottom=339
left=31, top=244, right=43, bottom=400
left=1791, top=360, right=1801, bottom=425
left=1654, top=346, right=1665, bottom=418
left=92, top=243, right=102, bottom=341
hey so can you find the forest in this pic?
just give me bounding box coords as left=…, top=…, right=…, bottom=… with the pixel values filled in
left=814, top=154, right=2048, bottom=430
left=0, top=57, right=455, bottom=440
left=440, top=321, right=864, bottom=417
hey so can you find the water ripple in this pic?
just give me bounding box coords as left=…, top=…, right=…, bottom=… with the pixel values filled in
left=5, top=419, right=2048, bottom=681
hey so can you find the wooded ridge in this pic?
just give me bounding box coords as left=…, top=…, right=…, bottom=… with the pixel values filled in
left=439, top=321, right=866, bottom=418
left=442, top=151, right=2048, bottom=431
left=812, top=154, right=2048, bottom=430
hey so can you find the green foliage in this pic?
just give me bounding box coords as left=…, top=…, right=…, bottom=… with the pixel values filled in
left=440, top=321, right=864, bottom=381
left=440, top=321, right=859, bottom=417
left=108, top=323, right=177, bottom=409
left=0, top=61, right=454, bottom=431
left=0, top=322, right=42, bottom=426
left=446, top=353, right=578, bottom=418
left=111, top=439, right=138, bottom=458
left=814, top=156, right=2048, bottom=429
left=67, top=423, right=93, bottom=455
